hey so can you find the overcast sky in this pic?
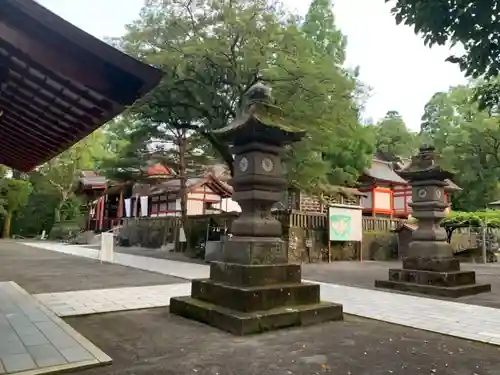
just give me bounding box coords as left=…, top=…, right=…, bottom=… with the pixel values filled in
left=39, top=0, right=466, bottom=131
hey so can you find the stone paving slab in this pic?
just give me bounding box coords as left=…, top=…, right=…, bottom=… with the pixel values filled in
left=23, top=241, right=500, bottom=347
left=34, top=280, right=500, bottom=346
left=23, top=242, right=207, bottom=280
left=0, top=282, right=111, bottom=374
left=36, top=284, right=191, bottom=317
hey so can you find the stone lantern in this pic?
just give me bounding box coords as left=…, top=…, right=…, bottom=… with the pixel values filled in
left=170, top=83, right=343, bottom=334
left=375, top=146, right=491, bottom=297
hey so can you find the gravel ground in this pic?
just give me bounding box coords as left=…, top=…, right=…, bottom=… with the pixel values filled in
left=66, top=309, right=500, bottom=375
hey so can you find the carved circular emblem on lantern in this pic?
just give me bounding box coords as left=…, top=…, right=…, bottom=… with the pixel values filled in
left=261, top=157, right=274, bottom=172
left=417, top=188, right=428, bottom=199
left=436, top=189, right=442, bottom=199
left=239, top=156, right=249, bottom=172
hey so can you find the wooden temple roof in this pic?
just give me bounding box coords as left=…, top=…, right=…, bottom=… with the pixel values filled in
left=364, top=158, right=408, bottom=184
left=0, top=0, right=162, bottom=171
left=150, top=175, right=233, bottom=198
left=370, top=152, right=462, bottom=191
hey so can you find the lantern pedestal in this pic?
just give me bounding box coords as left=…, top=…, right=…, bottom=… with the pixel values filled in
left=375, top=258, right=491, bottom=298
left=170, top=262, right=343, bottom=335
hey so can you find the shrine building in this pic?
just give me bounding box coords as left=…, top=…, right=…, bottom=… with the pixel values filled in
left=359, top=151, right=461, bottom=218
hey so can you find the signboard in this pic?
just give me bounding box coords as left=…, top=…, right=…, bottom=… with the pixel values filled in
left=328, top=204, right=362, bottom=242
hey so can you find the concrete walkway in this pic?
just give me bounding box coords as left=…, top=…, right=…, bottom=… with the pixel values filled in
left=0, top=281, right=110, bottom=374
left=22, top=242, right=500, bottom=346
left=35, top=284, right=191, bottom=317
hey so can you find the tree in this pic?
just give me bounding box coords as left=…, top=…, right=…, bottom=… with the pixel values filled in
left=385, top=0, right=500, bottom=109
left=0, top=178, right=32, bottom=238
left=103, top=113, right=211, bottom=245
left=420, top=82, right=500, bottom=211
left=118, top=0, right=373, bottom=193
left=37, top=131, right=108, bottom=223
left=372, top=110, right=419, bottom=158
left=302, top=0, right=347, bottom=64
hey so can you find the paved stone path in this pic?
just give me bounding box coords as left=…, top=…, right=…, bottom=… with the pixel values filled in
left=22, top=242, right=500, bottom=347
left=36, top=284, right=191, bottom=317
left=0, top=281, right=110, bottom=374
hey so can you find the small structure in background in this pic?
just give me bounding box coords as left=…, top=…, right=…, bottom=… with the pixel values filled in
left=488, top=200, right=500, bottom=210
left=359, top=151, right=462, bottom=218
left=149, top=175, right=238, bottom=217
left=375, top=146, right=491, bottom=297
left=170, top=83, right=344, bottom=334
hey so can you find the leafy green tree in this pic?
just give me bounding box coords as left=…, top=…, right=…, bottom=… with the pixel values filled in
left=302, top=0, right=346, bottom=64
left=372, top=110, right=419, bottom=158
left=0, top=179, right=32, bottom=238
left=420, top=83, right=500, bottom=210
left=118, top=0, right=372, bottom=192
left=386, top=0, right=500, bottom=109
left=37, top=131, right=108, bottom=223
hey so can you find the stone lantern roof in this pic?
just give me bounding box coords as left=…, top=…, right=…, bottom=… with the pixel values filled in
left=213, top=83, right=305, bottom=145
left=398, top=145, right=454, bottom=182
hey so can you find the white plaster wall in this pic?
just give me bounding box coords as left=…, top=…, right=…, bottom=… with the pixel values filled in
left=374, top=191, right=391, bottom=210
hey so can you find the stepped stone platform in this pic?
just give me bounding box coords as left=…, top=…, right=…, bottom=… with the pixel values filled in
left=0, top=282, right=110, bottom=374
left=170, top=262, right=343, bottom=335
left=375, top=257, right=491, bottom=298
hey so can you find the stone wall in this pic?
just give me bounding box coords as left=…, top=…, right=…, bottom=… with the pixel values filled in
left=285, top=226, right=398, bottom=263
left=120, top=217, right=179, bottom=248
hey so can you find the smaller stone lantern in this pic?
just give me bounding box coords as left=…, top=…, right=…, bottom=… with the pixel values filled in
left=375, top=146, right=491, bottom=297
left=170, top=83, right=343, bottom=334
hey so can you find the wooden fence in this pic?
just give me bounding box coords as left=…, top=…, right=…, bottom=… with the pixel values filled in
left=272, top=209, right=403, bottom=232
left=119, top=210, right=403, bottom=247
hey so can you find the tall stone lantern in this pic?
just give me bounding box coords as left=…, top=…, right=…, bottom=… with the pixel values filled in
left=375, top=146, right=491, bottom=297
left=170, top=83, right=343, bottom=334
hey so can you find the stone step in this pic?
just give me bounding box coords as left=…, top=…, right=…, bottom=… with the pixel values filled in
left=388, top=269, right=476, bottom=287
left=209, top=262, right=301, bottom=287
left=170, top=295, right=343, bottom=335
left=402, top=257, right=460, bottom=272
left=375, top=280, right=491, bottom=298
left=191, top=279, right=320, bottom=312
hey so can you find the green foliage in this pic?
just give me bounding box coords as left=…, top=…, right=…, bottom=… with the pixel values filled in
left=0, top=179, right=32, bottom=214
left=370, top=110, right=420, bottom=158
left=386, top=0, right=500, bottom=109
left=302, top=0, right=347, bottom=64
left=11, top=177, right=60, bottom=237
left=117, top=0, right=372, bottom=192
left=442, top=210, right=500, bottom=228
left=420, top=82, right=500, bottom=210
left=37, top=131, right=108, bottom=223
left=49, top=221, right=82, bottom=241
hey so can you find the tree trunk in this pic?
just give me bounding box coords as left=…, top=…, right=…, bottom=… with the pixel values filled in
left=2, top=211, right=12, bottom=239
left=54, top=197, right=66, bottom=224
left=178, top=130, right=189, bottom=252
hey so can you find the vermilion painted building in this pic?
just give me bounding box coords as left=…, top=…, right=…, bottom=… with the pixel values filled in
left=359, top=151, right=461, bottom=218
left=78, top=164, right=240, bottom=232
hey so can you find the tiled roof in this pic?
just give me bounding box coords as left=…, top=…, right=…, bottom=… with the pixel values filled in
left=444, top=179, right=462, bottom=191
left=79, top=171, right=106, bottom=188
left=364, top=160, right=407, bottom=184
left=370, top=153, right=462, bottom=191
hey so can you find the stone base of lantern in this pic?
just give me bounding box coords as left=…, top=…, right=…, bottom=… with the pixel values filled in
left=375, top=257, right=491, bottom=298
left=170, top=262, right=343, bottom=335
